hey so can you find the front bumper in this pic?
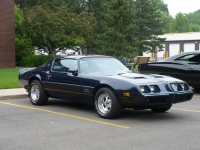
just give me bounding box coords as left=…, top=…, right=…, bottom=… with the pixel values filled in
left=120, top=90, right=194, bottom=109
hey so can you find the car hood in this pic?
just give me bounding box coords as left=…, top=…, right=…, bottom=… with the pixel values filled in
left=88, top=71, right=184, bottom=84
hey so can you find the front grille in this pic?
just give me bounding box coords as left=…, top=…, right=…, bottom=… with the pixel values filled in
left=146, top=96, right=168, bottom=103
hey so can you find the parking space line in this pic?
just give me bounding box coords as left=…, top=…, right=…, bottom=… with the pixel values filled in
left=0, top=102, right=130, bottom=129
left=172, top=108, right=200, bottom=113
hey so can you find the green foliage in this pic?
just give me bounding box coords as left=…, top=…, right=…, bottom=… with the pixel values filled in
left=15, top=5, right=34, bottom=66
left=170, top=13, right=190, bottom=33
left=21, top=55, right=54, bottom=67
left=25, top=6, right=96, bottom=56
left=189, top=24, right=200, bottom=32
left=15, top=0, right=87, bottom=13
left=134, top=0, right=165, bottom=54
left=84, top=0, right=111, bottom=54
left=15, top=5, right=24, bottom=30
left=95, top=0, right=139, bottom=59
left=160, top=11, right=173, bottom=33
left=150, top=0, right=172, bottom=33
left=151, top=0, right=169, bottom=13
left=189, top=14, right=200, bottom=26
left=15, top=37, right=34, bottom=66
left=186, top=9, right=200, bottom=24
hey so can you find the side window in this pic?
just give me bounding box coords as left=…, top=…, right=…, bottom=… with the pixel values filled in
left=52, top=60, right=62, bottom=72
left=52, top=59, right=78, bottom=72
left=175, top=54, right=200, bottom=64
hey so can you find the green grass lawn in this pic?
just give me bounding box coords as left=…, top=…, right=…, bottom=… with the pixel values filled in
left=0, top=68, right=22, bottom=89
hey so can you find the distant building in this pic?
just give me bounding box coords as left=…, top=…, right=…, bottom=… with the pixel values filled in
left=143, top=32, right=200, bottom=61
left=0, top=0, right=15, bottom=68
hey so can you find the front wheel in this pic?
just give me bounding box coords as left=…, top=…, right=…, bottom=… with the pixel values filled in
left=94, top=88, right=122, bottom=119
left=151, top=105, right=172, bottom=113
left=29, top=80, right=48, bottom=105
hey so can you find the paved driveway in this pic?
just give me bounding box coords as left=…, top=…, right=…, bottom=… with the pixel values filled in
left=0, top=94, right=200, bottom=150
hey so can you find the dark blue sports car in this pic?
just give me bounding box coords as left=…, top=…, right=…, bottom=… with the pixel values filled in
left=18, top=55, right=193, bottom=119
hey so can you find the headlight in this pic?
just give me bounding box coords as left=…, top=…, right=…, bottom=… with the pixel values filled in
left=180, top=83, right=189, bottom=90
left=149, top=85, right=160, bottom=92
left=140, top=86, right=150, bottom=93
left=171, top=83, right=182, bottom=91
left=165, top=84, right=173, bottom=92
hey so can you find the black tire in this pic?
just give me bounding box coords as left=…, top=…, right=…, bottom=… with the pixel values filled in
left=29, top=80, right=48, bottom=105
left=151, top=105, right=172, bottom=113
left=94, top=87, right=122, bottom=119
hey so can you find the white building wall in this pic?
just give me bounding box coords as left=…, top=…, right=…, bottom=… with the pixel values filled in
left=143, top=51, right=150, bottom=57
left=157, top=44, right=165, bottom=57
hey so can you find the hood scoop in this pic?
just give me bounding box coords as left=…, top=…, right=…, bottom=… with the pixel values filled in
left=131, top=77, right=146, bottom=79
left=150, top=75, right=164, bottom=78
left=119, top=73, right=147, bottom=79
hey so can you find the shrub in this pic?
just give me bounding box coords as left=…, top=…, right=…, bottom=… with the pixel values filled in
left=15, top=37, right=35, bottom=66
left=21, top=55, right=54, bottom=67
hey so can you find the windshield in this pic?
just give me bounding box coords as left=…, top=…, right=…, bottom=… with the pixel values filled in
left=80, top=57, right=129, bottom=73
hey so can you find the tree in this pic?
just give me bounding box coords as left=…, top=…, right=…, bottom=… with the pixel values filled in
left=95, top=0, right=139, bottom=59
left=189, top=24, right=200, bottom=32
left=160, top=11, right=173, bottom=33
left=151, top=0, right=169, bottom=13
left=15, top=0, right=86, bottom=13
left=189, top=14, right=200, bottom=26
left=186, top=9, right=200, bottom=24
left=15, top=5, right=34, bottom=66
left=134, top=0, right=165, bottom=55
left=151, top=0, right=172, bottom=33
left=170, top=13, right=190, bottom=33
left=24, top=6, right=96, bottom=56
left=83, top=0, right=111, bottom=54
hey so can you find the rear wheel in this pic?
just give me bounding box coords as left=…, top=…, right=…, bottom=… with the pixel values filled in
left=94, top=87, right=122, bottom=119
left=151, top=105, right=172, bottom=113
left=29, top=80, right=48, bottom=105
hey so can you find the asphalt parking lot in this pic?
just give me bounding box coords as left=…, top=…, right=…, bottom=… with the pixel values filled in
left=1, top=94, right=200, bottom=150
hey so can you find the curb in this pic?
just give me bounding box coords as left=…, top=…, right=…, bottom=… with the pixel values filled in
left=0, top=94, right=28, bottom=100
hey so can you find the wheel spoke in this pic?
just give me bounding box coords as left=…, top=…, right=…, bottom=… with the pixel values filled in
left=30, top=84, right=40, bottom=102
left=97, top=93, right=112, bottom=114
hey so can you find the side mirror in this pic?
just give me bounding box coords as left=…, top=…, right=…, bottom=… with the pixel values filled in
left=68, top=69, right=78, bottom=76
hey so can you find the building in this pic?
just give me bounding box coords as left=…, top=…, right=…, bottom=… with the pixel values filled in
left=143, top=32, right=200, bottom=60
left=0, top=0, right=15, bottom=68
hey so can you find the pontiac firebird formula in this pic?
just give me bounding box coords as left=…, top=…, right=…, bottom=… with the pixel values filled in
left=18, top=55, right=193, bottom=119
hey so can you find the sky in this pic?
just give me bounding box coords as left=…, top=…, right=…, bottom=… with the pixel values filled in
left=163, top=0, right=200, bottom=17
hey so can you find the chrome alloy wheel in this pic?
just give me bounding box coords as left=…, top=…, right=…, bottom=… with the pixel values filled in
left=97, top=93, right=112, bottom=114
left=30, top=84, right=40, bottom=102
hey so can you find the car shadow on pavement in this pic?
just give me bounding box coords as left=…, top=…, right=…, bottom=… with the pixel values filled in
left=120, top=108, right=183, bottom=121
left=47, top=98, right=95, bottom=112
left=45, top=99, right=184, bottom=121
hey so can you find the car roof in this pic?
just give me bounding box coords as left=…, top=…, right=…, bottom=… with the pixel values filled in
left=55, top=55, right=114, bottom=60
left=160, top=51, right=200, bottom=62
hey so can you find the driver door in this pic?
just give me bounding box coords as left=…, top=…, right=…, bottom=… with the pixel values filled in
left=44, top=58, right=82, bottom=101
